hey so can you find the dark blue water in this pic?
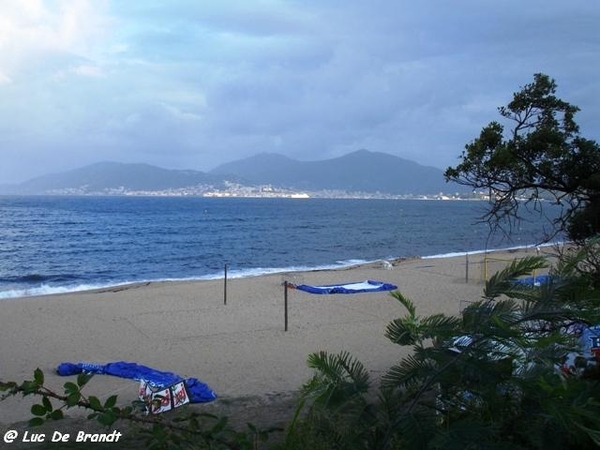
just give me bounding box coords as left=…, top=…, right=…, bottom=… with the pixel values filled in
left=0, top=196, right=561, bottom=298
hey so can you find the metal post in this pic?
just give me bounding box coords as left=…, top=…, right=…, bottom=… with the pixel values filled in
left=224, top=263, right=228, bottom=305
left=284, top=280, right=289, bottom=332
left=465, top=253, right=469, bottom=283
left=483, top=255, right=488, bottom=282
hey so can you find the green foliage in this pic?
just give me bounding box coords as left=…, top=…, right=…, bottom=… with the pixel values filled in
left=445, top=73, right=600, bottom=242
left=386, top=290, right=462, bottom=347
left=292, top=250, right=600, bottom=449
left=555, top=238, right=600, bottom=290
left=280, top=351, right=385, bottom=450
left=483, top=255, right=548, bottom=299
left=303, top=351, right=370, bottom=407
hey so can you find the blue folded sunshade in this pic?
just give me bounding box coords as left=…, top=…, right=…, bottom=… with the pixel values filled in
left=293, top=280, right=397, bottom=295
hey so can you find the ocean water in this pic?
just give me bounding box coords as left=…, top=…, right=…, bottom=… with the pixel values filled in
left=0, top=196, right=561, bottom=298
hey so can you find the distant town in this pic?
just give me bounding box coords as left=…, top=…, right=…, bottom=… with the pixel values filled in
left=44, top=181, right=493, bottom=201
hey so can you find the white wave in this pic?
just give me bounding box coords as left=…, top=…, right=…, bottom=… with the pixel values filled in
left=220, top=259, right=370, bottom=280
left=0, top=282, right=130, bottom=299
left=1, top=243, right=562, bottom=300
left=422, top=242, right=562, bottom=260
left=0, top=260, right=372, bottom=299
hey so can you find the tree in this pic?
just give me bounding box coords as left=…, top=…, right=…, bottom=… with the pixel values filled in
left=444, top=73, right=600, bottom=242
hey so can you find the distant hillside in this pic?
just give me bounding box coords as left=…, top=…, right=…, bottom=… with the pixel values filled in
left=212, top=149, right=460, bottom=195
left=10, top=162, right=229, bottom=194
left=2, top=151, right=464, bottom=195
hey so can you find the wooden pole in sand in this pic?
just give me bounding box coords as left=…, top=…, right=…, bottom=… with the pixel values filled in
left=224, top=263, right=228, bottom=305
left=465, top=253, right=469, bottom=283
left=284, top=281, right=289, bottom=332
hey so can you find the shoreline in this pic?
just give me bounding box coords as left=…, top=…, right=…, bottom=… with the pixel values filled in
left=0, top=242, right=561, bottom=300
left=0, top=245, right=558, bottom=428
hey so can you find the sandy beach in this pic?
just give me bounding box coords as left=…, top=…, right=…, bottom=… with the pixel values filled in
left=0, top=246, right=555, bottom=428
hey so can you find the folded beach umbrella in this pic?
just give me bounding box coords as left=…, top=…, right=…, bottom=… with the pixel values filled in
left=57, top=361, right=217, bottom=403
left=292, top=279, right=397, bottom=295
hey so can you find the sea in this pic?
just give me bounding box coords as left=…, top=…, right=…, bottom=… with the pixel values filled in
left=0, top=195, right=562, bottom=299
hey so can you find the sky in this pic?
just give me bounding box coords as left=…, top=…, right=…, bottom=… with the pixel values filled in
left=1, top=1, right=599, bottom=184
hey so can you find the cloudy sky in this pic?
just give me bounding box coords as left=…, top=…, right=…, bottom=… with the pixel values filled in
left=1, top=1, right=598, bottom=184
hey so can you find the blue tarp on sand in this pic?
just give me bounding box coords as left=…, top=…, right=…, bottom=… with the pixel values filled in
left=293, top=280, right=397, bottom=295
left=57, top=361, right=217, bottom=403
left=512, top=274, right=552, bottom=286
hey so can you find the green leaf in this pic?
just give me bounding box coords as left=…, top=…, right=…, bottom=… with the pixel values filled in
left=77, top=372, right=93, bottom=387
left=63, top=381, right=79, bottom=395
left=21, top=380, right=40, bottom=395
left=42, top=396, right=53, bottom=412
left=28, top=417, right=45, bottom=427
left=33, top=368, right=44, bottom=385
left=66, top=393, right=80, bottom=407
left=104, top=394, right=118, bottom=409
left=49, top=410, right=64, bottom=420
left=97, top=411, right=117, bottom=427
left=31, top=404, right=47, bottom=416
left=88, top=395, right=102, bottom=411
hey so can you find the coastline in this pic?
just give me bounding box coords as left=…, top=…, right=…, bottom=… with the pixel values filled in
left=0, top=242, right=560, bottom=300
left=0, top=245, right=558, bottom=429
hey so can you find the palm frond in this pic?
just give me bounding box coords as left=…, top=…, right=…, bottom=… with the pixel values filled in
left=303, top=351, right=370, bottom=410
left=381, top=351, right=439, bottom=392
left=461, top=299, right=521, bottom=336
left=306, top=351, right=369, bottom=390
left=385, top=316, right=422, bottom=346
left=385, top=292, right=424, bottom=346
left=555, top=237, right=600, bottom=286
left=421, top=315, right=464, bottom=346
left=389, top=290, right=416, bottom=317
left=385, top=297, right=461, bottom=347
left=484, top=255, right=548, bottom=299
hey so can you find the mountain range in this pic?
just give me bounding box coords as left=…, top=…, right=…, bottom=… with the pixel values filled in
left=2, top=150, right=463, bottom=196
left=211, top=150, right=459, bottom=194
